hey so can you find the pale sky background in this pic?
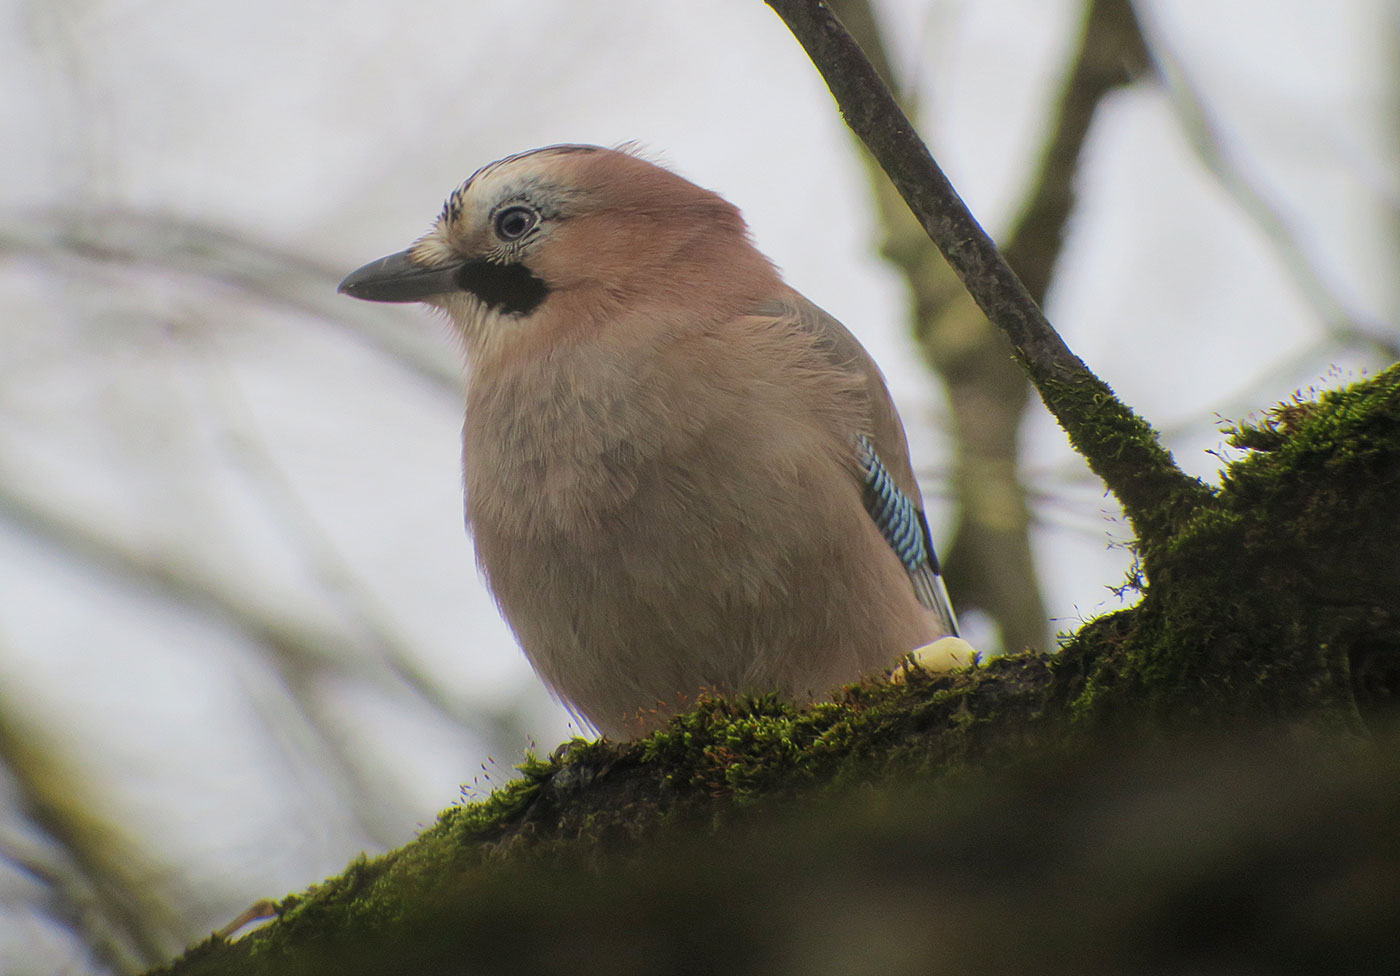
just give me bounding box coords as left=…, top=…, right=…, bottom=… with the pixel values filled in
left=0, top=0, right=1396, bottom=972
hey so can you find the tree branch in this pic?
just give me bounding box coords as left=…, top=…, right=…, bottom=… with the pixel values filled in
left=765, top=0, right=1213, bottom=554
left=829, top=0, right=1150, bottom=650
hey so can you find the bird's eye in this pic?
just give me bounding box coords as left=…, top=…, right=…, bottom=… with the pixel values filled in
left=494, top=206, right=538, bottom=241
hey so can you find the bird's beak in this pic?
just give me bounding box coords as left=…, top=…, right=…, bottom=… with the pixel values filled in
left=337, top=249, right=463, bottom=303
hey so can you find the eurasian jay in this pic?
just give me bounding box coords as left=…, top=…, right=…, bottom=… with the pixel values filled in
left=339, top=145, right=959, bottom=738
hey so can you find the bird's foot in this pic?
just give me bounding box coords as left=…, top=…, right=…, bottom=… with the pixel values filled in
left=890, top=636, right=978, bottom=682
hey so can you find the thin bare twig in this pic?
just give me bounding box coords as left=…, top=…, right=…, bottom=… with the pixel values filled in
left=830, top=0, right=1150, bottom=650
left=765, top=0, right=1213, bottom=553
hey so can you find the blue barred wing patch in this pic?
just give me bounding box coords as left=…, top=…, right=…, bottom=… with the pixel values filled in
left=855, top=435, right=958, bottom=634
left=856, top=435, right=933, bottom=574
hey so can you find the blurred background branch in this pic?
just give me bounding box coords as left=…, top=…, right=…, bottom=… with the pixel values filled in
left=0, top=693, right=172, bottom=971
left=0, top=212, right=460, bottom=388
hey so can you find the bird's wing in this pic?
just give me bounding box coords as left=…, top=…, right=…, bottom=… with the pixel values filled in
left=758, top=292, right=959, bottom=636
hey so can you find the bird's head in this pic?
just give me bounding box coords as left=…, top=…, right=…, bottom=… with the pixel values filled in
left=339, top=144, right=779, bottom=360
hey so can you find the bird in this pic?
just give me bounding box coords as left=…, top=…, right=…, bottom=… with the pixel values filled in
left=339, top=144, right=959, bottom=738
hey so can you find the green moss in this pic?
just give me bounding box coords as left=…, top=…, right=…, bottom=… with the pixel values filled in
left=151, top=652, right=1068, bottom=975
left=639, top=664, right=1024, bottom=804
left=1030, top=366, right=1215, bottom=555
left=152, top=728, right=1400, bottom=976
left=1068, top=364, right=1400, bottom=728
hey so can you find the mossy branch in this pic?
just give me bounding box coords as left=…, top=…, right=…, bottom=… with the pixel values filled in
left=148, top=362, right=1400, bottom=975
left=764, top=0, right=1214, bottom=552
